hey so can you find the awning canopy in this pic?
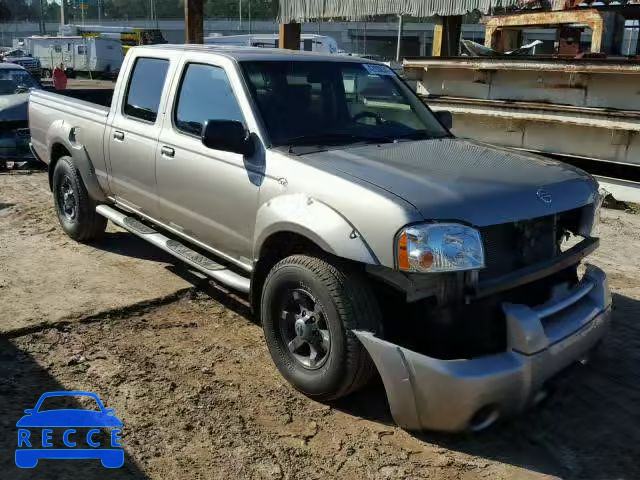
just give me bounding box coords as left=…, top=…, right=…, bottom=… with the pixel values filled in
left=278, top=0, right=521, bottom=22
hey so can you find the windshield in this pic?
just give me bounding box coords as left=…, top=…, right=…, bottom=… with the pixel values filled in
left=0, top=69, right=38, bottom=94
left=241, top=61, right=448, bottom=151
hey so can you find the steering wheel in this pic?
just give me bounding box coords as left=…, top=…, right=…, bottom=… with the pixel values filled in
left=353, top=111, right=385, bottom=126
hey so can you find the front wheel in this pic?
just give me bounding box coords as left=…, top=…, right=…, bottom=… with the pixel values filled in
left=261, top=255, right=382, bottom=401
left=52, top=156, right=107, bottom=242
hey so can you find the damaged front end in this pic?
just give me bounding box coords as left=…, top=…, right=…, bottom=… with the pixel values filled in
left=361, top=204, right=611, bottom=432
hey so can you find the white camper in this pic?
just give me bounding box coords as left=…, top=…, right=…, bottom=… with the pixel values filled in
left=204, top=34, right=340, bottom=54
left=21, top=36, right=123, bottom=77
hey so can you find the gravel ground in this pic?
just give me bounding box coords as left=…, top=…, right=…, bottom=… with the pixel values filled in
left=1, top=171, right=639, bottom=480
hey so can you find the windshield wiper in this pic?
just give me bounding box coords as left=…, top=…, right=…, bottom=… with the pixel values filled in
left=285, top=132, right=394, bottom=152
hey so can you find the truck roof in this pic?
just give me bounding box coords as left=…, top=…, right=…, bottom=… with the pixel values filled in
left=136, top=43, right=380, bottom=64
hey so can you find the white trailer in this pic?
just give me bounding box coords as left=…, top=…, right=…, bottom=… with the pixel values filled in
left=21, top=36, right=123, bottom=77
left=204, top=34, right=340, bottom=54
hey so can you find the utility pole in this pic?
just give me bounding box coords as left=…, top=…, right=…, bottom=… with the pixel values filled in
left=396, top=14, right=404, bottom=62
left=60, top=0, right=65, bottom=27
left=185, top=0, right=204, bottom=44
left=38, top=0, right=46, bottom=34
left=239, top=0, right=243, bottom=31
left=98, top=0, right=102, bottom=24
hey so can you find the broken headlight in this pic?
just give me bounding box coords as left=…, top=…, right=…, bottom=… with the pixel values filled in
left=396, top=223, right=485, bottom=273
left=579, top=188, right=607, bottom=237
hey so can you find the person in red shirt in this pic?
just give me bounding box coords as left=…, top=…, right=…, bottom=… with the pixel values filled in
left=52, top=63, right=68, bottom=90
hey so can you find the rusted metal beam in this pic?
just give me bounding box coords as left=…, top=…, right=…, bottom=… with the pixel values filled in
left=185, top=0, right=204, bottom=44
left=484, top=9, right=606, bottom=52
left=279, top=22, right=301, bottom=50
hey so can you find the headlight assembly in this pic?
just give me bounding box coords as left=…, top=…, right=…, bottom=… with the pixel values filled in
left=579, top=188, right=607, bottom=237
left=396, top=223, right=485, bottom=273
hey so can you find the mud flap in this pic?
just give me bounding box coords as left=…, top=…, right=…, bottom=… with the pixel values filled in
left=353, top=330, right=423, bottom=431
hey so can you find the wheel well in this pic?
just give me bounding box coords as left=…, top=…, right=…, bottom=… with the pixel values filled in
left=250, top=231, right=324, bottom=317
left=48, top=143, right=71, bottom=190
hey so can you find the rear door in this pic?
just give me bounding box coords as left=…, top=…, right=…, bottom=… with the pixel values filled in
left=107, top=53, right=175, bottom=216
left=155, top=54, right=263, bottom=267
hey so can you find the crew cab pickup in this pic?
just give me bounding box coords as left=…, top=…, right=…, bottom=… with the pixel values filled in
left=29, top=45, right=611, bottom=432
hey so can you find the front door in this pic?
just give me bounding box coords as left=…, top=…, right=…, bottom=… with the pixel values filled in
left=155, top=60, right=262, bottom=266
left=108, top=56, right=170, bottom=215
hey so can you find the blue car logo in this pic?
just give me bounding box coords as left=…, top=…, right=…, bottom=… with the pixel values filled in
left=15, top=391, right=124, bottom=468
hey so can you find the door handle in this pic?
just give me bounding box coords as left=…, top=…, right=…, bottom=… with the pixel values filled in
left=161, top=146, right=175, bottom=158
left=113, top=130, right=125, bottom=141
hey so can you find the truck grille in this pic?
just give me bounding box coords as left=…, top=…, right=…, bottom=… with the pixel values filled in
left=479, top=206, right=587, bottom=280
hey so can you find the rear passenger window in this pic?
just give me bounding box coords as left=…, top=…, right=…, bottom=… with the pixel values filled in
left=124, top=57, right=169, bottom=123
left=174, top=63, right=244, bottom=136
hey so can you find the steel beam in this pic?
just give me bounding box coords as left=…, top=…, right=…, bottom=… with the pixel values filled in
left=485, top=9, right=606, bottom=52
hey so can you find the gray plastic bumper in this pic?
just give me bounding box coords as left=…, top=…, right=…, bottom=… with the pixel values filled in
left=355, top=265, right=612, bottom=433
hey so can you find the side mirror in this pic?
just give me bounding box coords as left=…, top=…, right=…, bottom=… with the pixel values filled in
left=24, top=409, right=34, bottom=415
left=201, top=120, right=254, bottom=156
left=435, top=110, right=453, bottom=130
left=104, top=409, right=115, bottom=415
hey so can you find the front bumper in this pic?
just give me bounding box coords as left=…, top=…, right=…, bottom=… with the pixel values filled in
left=355, top=265, right=612, bottom=432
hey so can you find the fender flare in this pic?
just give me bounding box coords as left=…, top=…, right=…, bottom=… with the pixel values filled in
left=254, top=194, right=379, bottom=265
left=47, top=120, right=108, bottom=203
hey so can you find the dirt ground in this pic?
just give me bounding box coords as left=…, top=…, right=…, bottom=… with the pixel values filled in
left=1, top=170, right=639, bottom=480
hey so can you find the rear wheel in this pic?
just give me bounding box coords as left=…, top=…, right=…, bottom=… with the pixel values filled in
left=52, top=156, right=107, bottom=242
left=261, top=255, right=382, bottom=401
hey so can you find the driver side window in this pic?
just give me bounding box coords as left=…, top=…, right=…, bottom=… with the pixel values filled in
left=174, top=63, right=245, bottom=137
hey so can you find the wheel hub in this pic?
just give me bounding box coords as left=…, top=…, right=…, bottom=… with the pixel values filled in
left=279, top=288, right=331, bottom=370
left=294, top=316, right=316, bottom=340
left=59, top=176, right=76, bottom=221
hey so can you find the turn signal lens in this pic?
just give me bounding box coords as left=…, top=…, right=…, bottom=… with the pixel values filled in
left=397, top=231, right=410, bottom=271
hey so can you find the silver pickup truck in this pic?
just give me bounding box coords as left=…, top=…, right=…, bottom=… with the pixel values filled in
left=29, top=45, right=611, bottom=432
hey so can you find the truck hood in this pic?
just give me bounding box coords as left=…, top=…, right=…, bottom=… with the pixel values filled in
left=303, top=138, right=597, bottom=226
left=0, top=92, right=28, bottom=122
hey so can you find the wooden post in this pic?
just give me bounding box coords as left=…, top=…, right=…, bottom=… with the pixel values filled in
left=279, top=22, right=301, bottom=50
left=491, top=29, right=522, bottom=52
left=185, top=0, right=204, bottom=44
left=432, top=16, right=462, bottom=56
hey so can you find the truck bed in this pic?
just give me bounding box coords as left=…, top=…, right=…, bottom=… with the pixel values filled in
left=42, top=86, right=114, bottom=108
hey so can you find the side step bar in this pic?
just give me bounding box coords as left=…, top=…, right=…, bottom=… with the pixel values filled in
left=96, top=204, right=251, bottom=293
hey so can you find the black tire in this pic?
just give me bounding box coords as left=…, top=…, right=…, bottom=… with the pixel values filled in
left=52, top=156, right=107, bottom=242
left=261, top=255, right=382, bottom=401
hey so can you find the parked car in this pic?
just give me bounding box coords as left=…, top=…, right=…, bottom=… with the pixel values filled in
left=0, top=63, right=40, bottom=169
left=1, top=48, right=41, bottom=78
left=28, top=45, right=612, bottom=432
